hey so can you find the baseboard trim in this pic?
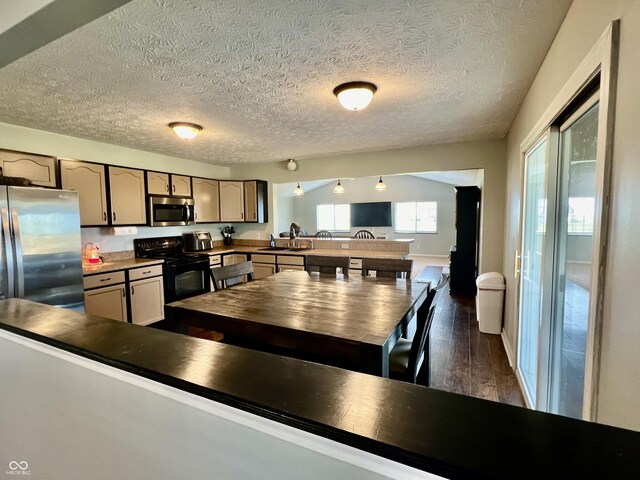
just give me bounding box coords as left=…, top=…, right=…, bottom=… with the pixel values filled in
left=501, top=330, right=515, bottom=368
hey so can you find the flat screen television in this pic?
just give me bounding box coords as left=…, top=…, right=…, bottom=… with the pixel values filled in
left=350, top=202, right=392, bottom=227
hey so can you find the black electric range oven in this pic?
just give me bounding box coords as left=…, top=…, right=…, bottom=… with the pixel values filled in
left=134, top=236, right=211, bottom=303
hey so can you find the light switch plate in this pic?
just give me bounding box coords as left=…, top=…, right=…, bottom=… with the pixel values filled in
left=341, top=244, right=349, bottom=249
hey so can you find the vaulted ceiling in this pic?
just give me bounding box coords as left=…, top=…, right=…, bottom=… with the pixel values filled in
left=0, top=0, right=571, bottom=165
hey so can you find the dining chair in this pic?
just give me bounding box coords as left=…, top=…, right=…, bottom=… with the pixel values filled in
left=305, top=255, right=350, bottom=275
left=389, top=276, right=450, bottom=385
left=361, top=258, right=413, bottom=279
left=353, top=229, right=375, bottom=239
left=210, top=261, right=255, bottom=290
left=316, top=230, right=333, bottom=239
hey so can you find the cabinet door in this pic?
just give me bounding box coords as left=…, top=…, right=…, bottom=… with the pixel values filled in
left=277, top=265, right=305, bottom=272
left=193, top=178, right=220, bottom=223
left=253, top=263, right=276, bottom=280
left=130, top=276, right=165, bottom=326
left=222, top=254, right=247, bottom=266
left=171, top=175, right=192, bottom=197
left=244, top=180, right=257, bottom=222
left=60, top=160, right=108, bottom=226
left=84, top=284, right=127, bottom=322
left=109, top=167, right=147, bottom=225
left=147, top=171, right=170, bottom=195
left=0, top=150, right=57, bottom=187
left=219, top=181, right=244, bottom=222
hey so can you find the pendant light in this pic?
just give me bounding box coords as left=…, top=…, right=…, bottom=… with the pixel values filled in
left=375, top=176, right=387, bottom=191
left=333, top=81, right=377, bottom=111
left=293, top=182, right=304, bottom=196
left=333, top=179, right=345, bottom=194
left=168, top=122, right=203, bottom=140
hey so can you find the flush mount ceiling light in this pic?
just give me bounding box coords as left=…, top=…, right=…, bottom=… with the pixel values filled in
left=169, top=122, right=202, bottom=140
left=375, top=176, right=387, bottom=191
left=286, top=159, right=298, bottom=171
left=333, top=179, right=345, bottom=194
left=293, top=182, right=304, bottom=196
left=333, top=81, right=377, bottom=111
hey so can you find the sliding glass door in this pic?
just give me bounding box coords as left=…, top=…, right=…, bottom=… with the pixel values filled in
left=518, top=135, right=550, bottom=407
left=517, top=93, right=600, bottom=417
left=548, top=97, right=599, bottom=418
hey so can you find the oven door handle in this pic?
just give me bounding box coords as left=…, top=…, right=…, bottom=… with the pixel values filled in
left=166, top=260, right=208, bottom=269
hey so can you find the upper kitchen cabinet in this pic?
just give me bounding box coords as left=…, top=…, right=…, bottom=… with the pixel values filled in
left=147, top=171, right=170, bottom=195
left=244, top=180, right=268, bottom=223
left=171, top=174, right=191, bottom=197
left=109, top=166, right=147, bottom=225
left=219, top=181, right=244, bottom=222
left=192, top=177, right=220, bottom=223
left=0, top=149, right=57, bottom=187
left=59, top=159, right=109, bottom=226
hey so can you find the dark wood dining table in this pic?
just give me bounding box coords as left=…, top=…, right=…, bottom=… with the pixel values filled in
left=165, top=270, right=431, bottom=377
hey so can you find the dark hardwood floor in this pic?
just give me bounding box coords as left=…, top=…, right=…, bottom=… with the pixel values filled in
left=428, top=291, right=525, bottom=407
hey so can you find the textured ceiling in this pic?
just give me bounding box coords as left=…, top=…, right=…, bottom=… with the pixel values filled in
left=0, top=0, right=571, bottom=165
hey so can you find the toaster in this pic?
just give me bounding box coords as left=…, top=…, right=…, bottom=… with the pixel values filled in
left=183, top=231, right=213, bottom=251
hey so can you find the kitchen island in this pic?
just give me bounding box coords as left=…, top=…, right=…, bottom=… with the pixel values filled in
left=1, top=298, right=639, bottom=479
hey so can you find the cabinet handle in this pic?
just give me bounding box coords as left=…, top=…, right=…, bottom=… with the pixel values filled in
left=100, top=277, right=111, bottom=282
left=142, top=270, right=151, bottom=274
left=123, top=288, right=126, bottom=297
left=113, top=212, right=116, bottom=221
left=166, top=184, right=169, bottom=192
left=195, top=212, right=198, bottom=220
left=173, top=185, right=176, bottom=193
left=103, top=212, right=107, bottom=221
left=241, top=212, right=244, bottom=219
left=131, top=285, right=135, bottom=295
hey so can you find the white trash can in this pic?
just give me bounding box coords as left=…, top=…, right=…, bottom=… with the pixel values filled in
left=476, top=272, right=505, bottom=335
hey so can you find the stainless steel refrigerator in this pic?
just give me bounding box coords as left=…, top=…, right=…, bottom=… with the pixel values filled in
left=1, top=186, right=84, bottom=310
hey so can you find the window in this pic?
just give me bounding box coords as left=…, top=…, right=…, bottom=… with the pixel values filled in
left=394, top=202, right=437, bottom=233
left=567, top=196, right=595, bottom=234
left=317, top=204, right=350, bottom=231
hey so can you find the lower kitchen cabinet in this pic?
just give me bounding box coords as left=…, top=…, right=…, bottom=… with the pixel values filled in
left=84, top=284, right=128, bottom=322
left=84, top=263, right=164, bottom=326
left=130, top=276, right=165, bottom=325
left=223, top=254, right=248, bottom=266
left=251, top=253, right=277, bottom=279
left=277, top=255, right=305, bottom=272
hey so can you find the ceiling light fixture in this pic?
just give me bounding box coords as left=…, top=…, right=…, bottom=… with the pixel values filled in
left=333, top=81, right=377, bottom=111
left=293, top=182, right=304, bottom=196
left=333, top=179, right=345, bottom=194
left=286, top=159, right=298, bottom=171
left=375, top=176, right=387, bottom=191
left=169, top=122, right=202, bottom=140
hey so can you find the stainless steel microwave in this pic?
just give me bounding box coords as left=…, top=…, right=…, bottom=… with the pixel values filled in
left=148, top=196, right=195, bottom=227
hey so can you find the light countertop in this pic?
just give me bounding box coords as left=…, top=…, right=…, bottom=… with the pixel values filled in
left=82, top=258, right=164, bottom=276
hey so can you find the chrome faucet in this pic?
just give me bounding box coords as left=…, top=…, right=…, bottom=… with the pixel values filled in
left=289, top=222, right=301, bottom=248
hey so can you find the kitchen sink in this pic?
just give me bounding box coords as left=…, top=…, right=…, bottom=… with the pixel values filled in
left=286, top=247, right=313, bottom=252
left=257, top=247, right=290, bottom=251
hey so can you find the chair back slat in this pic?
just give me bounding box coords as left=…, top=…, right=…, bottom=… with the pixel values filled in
left=211, top=261, right=255, bottom=291
left=354, top=230, right=375, bottom=239
left=316, top=230, right=333, bottom=239
left=361, top=258, right=413, bottom=279
left=305, top=255, right=350, bottom=276
left=406, top=288, right=438, bottom=382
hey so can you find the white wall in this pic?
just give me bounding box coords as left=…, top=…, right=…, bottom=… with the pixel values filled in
left=503, top=0, right=640, bottom=430
left=231, top=139, right=506, bottom=273
left=289, top=175, right=457, bottom=255
left=0, top=331, right=438, bottom=480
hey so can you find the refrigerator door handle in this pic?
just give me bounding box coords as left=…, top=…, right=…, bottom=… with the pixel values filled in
left=10, top=208, right=24, bottom=298
left=1, top=208, right=15, bottom=298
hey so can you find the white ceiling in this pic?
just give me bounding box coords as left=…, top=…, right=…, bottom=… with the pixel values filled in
left=0, top=0, right=571, bottom=166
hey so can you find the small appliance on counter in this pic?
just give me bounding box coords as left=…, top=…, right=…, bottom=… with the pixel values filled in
left=83, top=243, right=102, bottom=265
left=183, top=231, right=213, bottom=251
